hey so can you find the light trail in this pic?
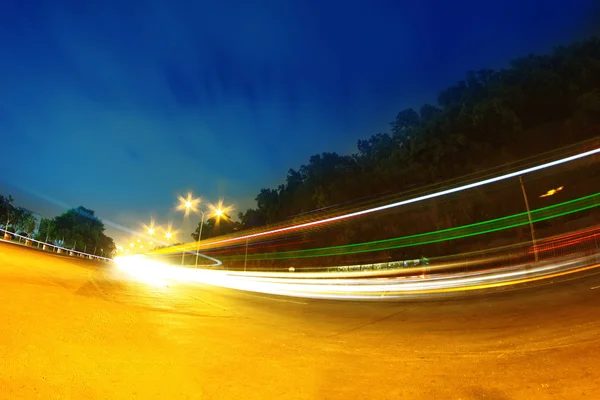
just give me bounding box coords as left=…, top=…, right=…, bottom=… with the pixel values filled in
left=114, top=253, right=600, bottom=300
left=211, top=225, right=600, bottom=279
left=165, top=146, right=600, bottom=251
left=217, top=191, right=600, bottom=261
left=152, top=190, right=598, bottom=268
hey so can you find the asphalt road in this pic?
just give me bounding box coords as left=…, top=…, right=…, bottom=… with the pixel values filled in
left=1, top=241, right=600, bottom=399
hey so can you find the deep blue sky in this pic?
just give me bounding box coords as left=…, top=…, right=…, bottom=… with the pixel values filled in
left=1, top=0, right=597, bottom=243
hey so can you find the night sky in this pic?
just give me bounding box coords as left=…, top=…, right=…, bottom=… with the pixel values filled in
left=1, top=0, right=597, bottom=243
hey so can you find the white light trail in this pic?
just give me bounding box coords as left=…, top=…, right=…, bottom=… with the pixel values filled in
left=114, top=253, right=600, bottom=300
left=206, top=147, right=600, bottom=246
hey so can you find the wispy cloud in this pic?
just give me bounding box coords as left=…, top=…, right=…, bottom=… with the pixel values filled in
left=0, top=0, right=593, bottom=242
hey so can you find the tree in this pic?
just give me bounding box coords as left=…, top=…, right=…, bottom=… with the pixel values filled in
left=191, top=213, right=240, bottom=241
left=53, top=206, right=115, bottom=254
left=0, top=194, right=15, bottom=231
left=233, top=35, right=600, bottom=268
left=12, top=207, right=35, bottom=235
left=35, top=218, right=57, bottom=242
left=390, top=108, right=419, bottom=149
left=238, top=208, right=267, bottom=229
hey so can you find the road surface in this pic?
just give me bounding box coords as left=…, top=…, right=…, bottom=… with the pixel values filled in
left=1, top=241, right=600, bottom=399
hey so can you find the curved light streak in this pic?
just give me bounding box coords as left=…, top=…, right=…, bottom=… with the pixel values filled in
left=210, top=191, right=600, bottom=262
left=149, top=190, right=598, bottom=271
left=203, top=147, right=600, bottom=246
left=194, top=252, right=223, bottom=267
left=160, top=250, right=223, bottom=267
left=114, top=253, right=600, bottom=300
left=213, top=225, right=600, bottom=279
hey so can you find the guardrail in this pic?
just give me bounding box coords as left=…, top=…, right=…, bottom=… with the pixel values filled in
left=0, top=228, right=111, bottom=262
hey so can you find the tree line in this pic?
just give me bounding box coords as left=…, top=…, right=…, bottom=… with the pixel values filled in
left=0, top=194, right=37, bottom=235
left=1, top=195, right=115, bottom=257
left=197, top=37, right=600, bottom=268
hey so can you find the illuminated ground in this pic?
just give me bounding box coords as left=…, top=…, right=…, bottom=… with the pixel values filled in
left=1, top=241, right=600, bottom=399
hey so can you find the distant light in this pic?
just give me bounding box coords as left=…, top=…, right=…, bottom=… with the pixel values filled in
left=540, top=186, right=564, bottom=198
left=165, top=232, right=172, bottom=240
left=148, top=228, right=155, bottom=235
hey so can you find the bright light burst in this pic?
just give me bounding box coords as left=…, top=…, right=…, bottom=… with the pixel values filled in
left=209, top=199, right=234, bottom=220
left=177, top=193, right=201, bottom=217
left=142, top=218, right=160, bottom=236
left=164, top=221, right=179, bottom=241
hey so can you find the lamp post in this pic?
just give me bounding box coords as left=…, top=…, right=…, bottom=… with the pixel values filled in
left=180, top=200, right=192, bottom=265
left=194, top=207, right=223, bottom=268
left=176, top=193, right=230, bottom=268
left=177, top=193, right=200, bottom=266
left=519, top=176, right=538, bottom=262
left=195, top=210, right=207, bottom=267
left=244, top=237, right=249, bottom=272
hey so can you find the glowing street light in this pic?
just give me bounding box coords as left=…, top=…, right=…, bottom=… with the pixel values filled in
left=165, top=231, right=172, bottom=240
left=193, top=206, right=220, bottom=268
left=177, top=193, right=200, bottom=217
left=176, top=192, right=233, bottom=267
left=193, top=201, right=233, bottom=268
left=142, top=218, right=160, bottom=238
left=176, top=193, right=201, bottom=265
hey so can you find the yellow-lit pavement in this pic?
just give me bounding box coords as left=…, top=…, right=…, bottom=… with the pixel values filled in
left=1, top=241, right=600, bottom=399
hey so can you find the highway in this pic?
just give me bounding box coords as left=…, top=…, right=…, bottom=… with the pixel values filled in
left=1, top=241, right=600, bottom=399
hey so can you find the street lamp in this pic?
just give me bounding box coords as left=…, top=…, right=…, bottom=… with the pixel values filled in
left=519, top=176, right=538, bottom=262
left=193, top=205, right=226, bottom=268
left=177, top=193, right=200, bottom=217
left=177, top=193, right=200, bottom=265
left=176, top=193, right=232, bottom=267
left=163, top=221, right=177, bottom=242
left=142, top=218, right=160, bottom=237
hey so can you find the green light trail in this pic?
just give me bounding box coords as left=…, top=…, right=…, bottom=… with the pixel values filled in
left=219, top=192, right=600, bottom=261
